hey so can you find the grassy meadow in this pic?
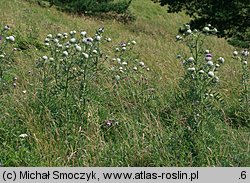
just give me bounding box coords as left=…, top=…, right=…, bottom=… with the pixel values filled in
left=0, top=0, right=249, bottom=166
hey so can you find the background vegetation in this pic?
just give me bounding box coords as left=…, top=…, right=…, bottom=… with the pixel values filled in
left=155, top=0, right=250, bottom=48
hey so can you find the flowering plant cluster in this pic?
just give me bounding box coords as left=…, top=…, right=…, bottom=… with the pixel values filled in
left=35, top=27, right=108, bottom=121
left=0, top=25, right=15, bottom=95
left=232, top=49, right=249, bottom=126
left=172, top=25, right=228, bottom=165
left=108, top=40, right=153, bottom=104
left=109, top=40, right=150, bottom=81
left=176, top=24, right=224, bottom=112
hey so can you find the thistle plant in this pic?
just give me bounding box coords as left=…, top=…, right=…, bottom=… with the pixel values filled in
left=0, top=25, right=15, bottom=95
left=232, top=49, right=250, bottom=126
left=176, top=25, right=224, bottom=121
left=35, top=28, right=106, bottom=122
left=174, top=25, right=225, bottom=165
left=108, top=40, right=152, bottom=108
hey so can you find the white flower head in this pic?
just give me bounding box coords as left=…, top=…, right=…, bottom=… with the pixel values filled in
left=205, top=50, right=210, bottom=54
left=83, top=37, right=93, bottom=45
left=42, top=55, right=48, bottom=60
left=243, top=61, right=248, bottom=65
left=213, top=76, right=219, bottom=83
left=49, top=57, right=54, bottom=61
left=0, top=54, right=5, bottom=58
left=115, top=75, right=120, bottom=81
left=53, top=39, right=59, bottom=43
left=131, top=40, right=136, bottom=45
left=218, top=57, right=225, bottom=63
left=198, top=70, right=205, bottom=74
left=47, top=34, right=53, bottom=38
left=187, top=67, right=195, bottom=71
left=70, top=38, right=76, bottom=43
left=122, top=61, right=127, bottom=65
left=188, top=57, right=195, bottom=62
left=212, top=28, right=218, bottom=34
left=19, top=134, right=28, bottom=138
left=176, top=35, right=182, bottom=41
left=122, top=47, right=126, bottom=51
left=57, top=44, right=63, bottom=48
left=208, top=71, right=215, bottom=77
left=93, top=50, right=98, bottom=54
left=233, top=51, right=238, bottom=56
left=70, top=30, right=76, bottom=35
left=133, top=66, right=138, bottom=71
left=80, top=31, right=87, bottom=37
left=95, top=35, right=101, bottom=41
left=139, top=61, right=145, bottom=67
left=75, top=45, right=82, bottom=52
left=57, top=33, right=63, bottom=38
left=63, top=51, right=68, bottom=57
left=207, top=61, right=214, bottom=66
left=241, top=50, right=249, bottom=57
left=107, top=38, right=112, bottom=42
left=186, top=29, right=192, bottom=34
left=203, top=27, right=210, bottom=33
left=9, top=35, right=15, bottom=42
left=205, top=57, right=212, bottom=61
left=117, top=58, right=121, bottom=64
left=98, top=27, right=104, bottom=33
left=185, top=24, right=190, bottom=29
left=4, top=25, right=10, bottom=30
left=83, top=52, right=89, bottom=59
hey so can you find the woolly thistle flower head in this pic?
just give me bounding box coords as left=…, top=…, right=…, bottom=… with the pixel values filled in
left=218, top=57, right=225, bottom=63
left=205, top=53, right=212, bottom=61
left=233, top=51, right=238, bottom=56
left=203, top=27, right=210, bottom=33
left=207, top=61, right=214, bottom=66
left=188, top=57, right=195, bottom=62
left=4, top=25, right=10, bottom=30
left=208, top=71, right=215, bottom=77
left=7, top=35, right=15, bottom=42
left=80, top=31, right=87, bottom=37
left=241, top=49, right=249, bottom=57
left=186, top=29, right=192, bottom=34
left=187, top=67, right=196, bottom=71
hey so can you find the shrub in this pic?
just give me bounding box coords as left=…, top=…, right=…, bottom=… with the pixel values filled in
left=45, top=0, right=132, bottom=15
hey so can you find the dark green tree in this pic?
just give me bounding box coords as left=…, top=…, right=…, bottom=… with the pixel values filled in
left=155, top=0, right=250, bottom=47
left=46, top=0, right=132, bottom=14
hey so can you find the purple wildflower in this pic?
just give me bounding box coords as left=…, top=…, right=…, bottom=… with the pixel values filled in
left=205, top=53, right=212, bottom=58
left=205, top=53, right=213, bottom=61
